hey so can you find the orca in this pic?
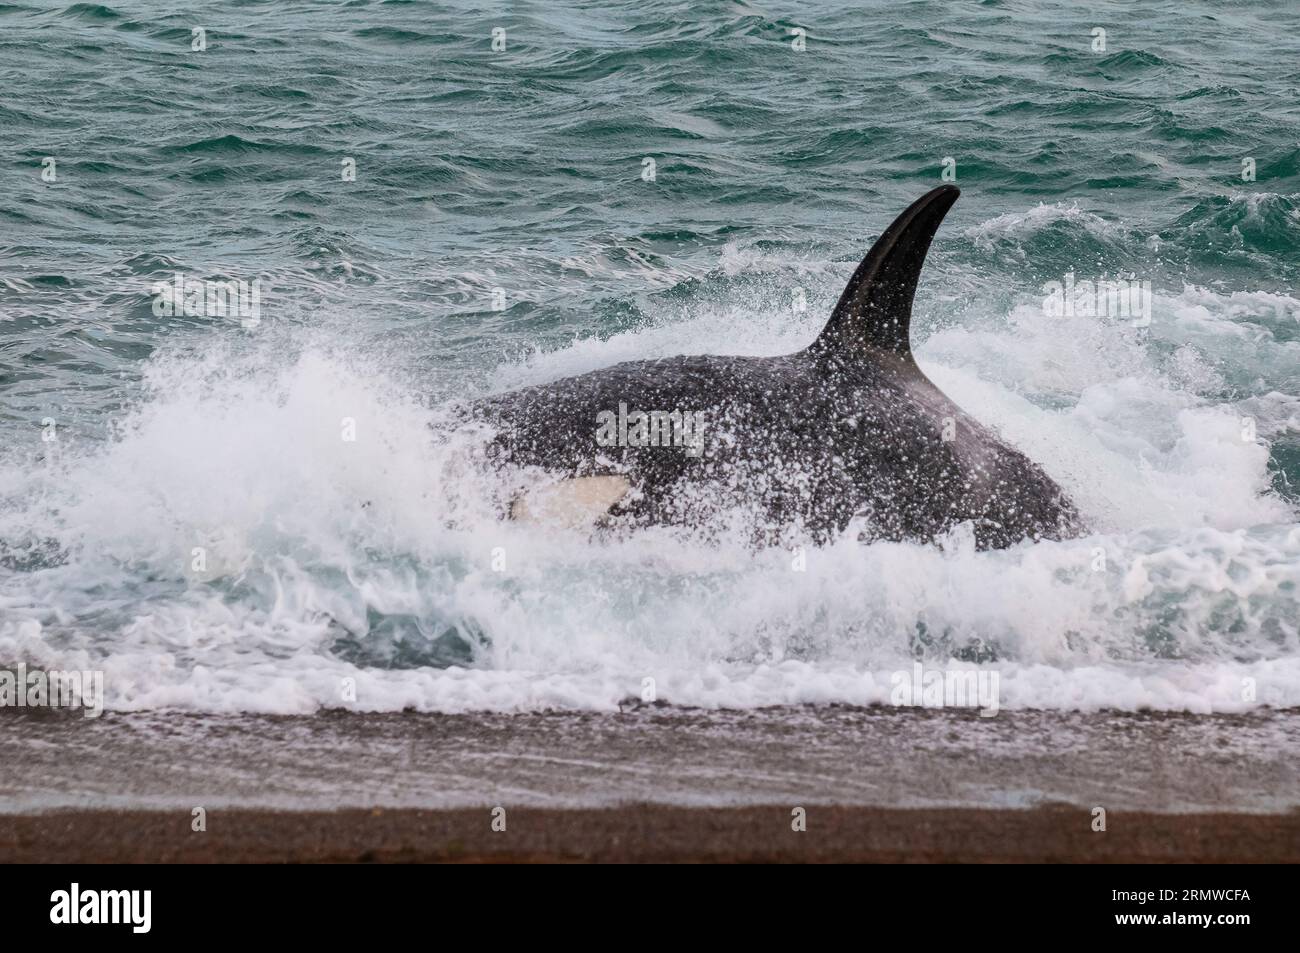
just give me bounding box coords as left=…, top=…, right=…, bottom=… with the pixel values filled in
left=474, top=186, right=1083, bottom=550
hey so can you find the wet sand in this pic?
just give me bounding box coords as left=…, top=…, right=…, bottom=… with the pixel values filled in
left=2, top=705, right=1297, bottom=862
left=4, top=804, right=1299, bottom=863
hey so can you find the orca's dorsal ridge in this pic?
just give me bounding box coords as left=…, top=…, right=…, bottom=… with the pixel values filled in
left=810, top=184, right=959, bottom=365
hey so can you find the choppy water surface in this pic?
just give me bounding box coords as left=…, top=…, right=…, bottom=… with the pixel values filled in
left=1, top=1, right=1299, bottom=714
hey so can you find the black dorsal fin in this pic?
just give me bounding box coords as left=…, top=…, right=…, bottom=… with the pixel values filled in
left=809, top=185, right=959, bottom=364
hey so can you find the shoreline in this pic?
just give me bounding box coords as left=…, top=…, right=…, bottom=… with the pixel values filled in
left=4, top=705, right=1297, bottom=814
left=4, top=705, right=1297, bottom=861
left=4, top=804, right=1298, bottom=863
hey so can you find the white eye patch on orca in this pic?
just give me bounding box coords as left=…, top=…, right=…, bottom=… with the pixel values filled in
left=509, top=475, right=632, bottom=530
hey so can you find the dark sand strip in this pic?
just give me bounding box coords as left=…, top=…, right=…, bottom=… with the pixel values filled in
left=3, top=805, right=1299, bottom=863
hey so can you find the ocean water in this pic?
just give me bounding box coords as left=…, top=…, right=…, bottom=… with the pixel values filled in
left=1, top=0, right=1299, bottom=717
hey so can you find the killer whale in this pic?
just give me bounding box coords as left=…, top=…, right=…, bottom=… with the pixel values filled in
left=474, top=185, right=1083, bottom=550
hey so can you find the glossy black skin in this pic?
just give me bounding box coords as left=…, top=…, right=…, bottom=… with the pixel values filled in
left=473, top=346, right=1082, bottom=550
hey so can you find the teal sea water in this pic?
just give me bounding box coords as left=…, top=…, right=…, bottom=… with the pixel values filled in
left=1, top=0, right=1299, bottom=714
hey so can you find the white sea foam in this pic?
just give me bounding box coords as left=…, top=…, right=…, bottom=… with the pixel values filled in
left=0, top=275, right=1297, bottom=716
left=962, top=201, right=1126, bottom=251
